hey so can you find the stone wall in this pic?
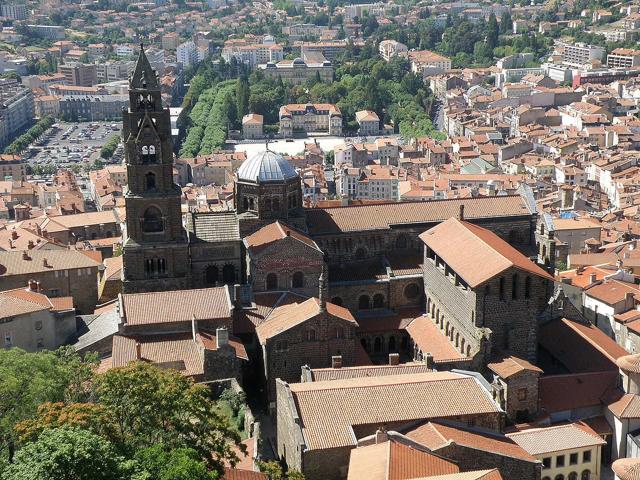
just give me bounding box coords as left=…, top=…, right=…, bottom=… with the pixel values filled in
left=276, top=379, right=306, bottom=471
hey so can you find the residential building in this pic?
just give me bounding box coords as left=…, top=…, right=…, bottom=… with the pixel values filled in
left=299, top=40, right=347, bottom=61
left=378, top=40, right=408, bottom=62
left=408, top=50, right=452, bottom=77
left=242, top=113, right=263, bottom=139
left=59, top=94, right=128, bottom=121
left=0, top=154, right=25, bottom=181
left=260, top=54, right=333, bottom=86
left=355, top=110, right=380, bottom=136
left=0, top=282, right=75, bottom=351
left=0, top=79, right=35, bottom=151
left=58, top=62, right=97, bottom=87
left=177, top=41, right=198, bottom=67
left=1, top=3, right=27, bottom=20
left=336, top=165, right=401, bottom=201
left=562, top=43, right=606, bottom=67
left=607, top=48, right=640, bottom=69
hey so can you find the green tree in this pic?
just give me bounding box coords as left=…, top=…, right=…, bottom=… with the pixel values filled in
left=3, top=427, right=129, bottom=480
left=134, top=445, right=216, bottom=480
left=100, top=134, right=121, bottom=159
left=235, top=76, right=250, bottom=118
left=500, top=11, right=513, bottom=34
left=487, top=13, right=499, bottom=50
left=94, top=362, right=243, bottom=473
left=0, top=348, right=97, bottom=462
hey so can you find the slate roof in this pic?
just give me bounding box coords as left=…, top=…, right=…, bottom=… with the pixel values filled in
left=186, top=211, right=240, bottom=243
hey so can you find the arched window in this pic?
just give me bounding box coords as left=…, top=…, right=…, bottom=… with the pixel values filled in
left=499, top=277, right=505, bottom=301
left=157, top=258, right=166, bottom=274
left=264, top=198, right=272, bottom=211
left=142, top=207, right=163, bottom=233
left=249, top=198, right=255, bottom=211
left=272, top=197, right=280, bottom=211
left=374, top=337, right=382, bottom=352
left=243, top=197, right=249, bottom=210
left=145, top=258, right=153, bottom=277
left=581, top=471, right=590, bottom=480
left=145, top=172, right=156, bottom=190
left=331, top=296, right=343, bottom=306
left=361, top=338, right=369, bottom=351
left=461, top=338, right=466, bottom=353
left=355, top=248, right=366, bottom=260
left=512, top=273, right=519, bottom=300
left=395, top=235, right=408, bottom=249
left=525, top=276, right=531, bottom=299
left=205, top=265, right=218, bottom=285
left=335, top=327, right=344, bottom=339
left=554, top=475, right=564, bottom=480
left=388, top=336, right=396, bottom=352
left=466, top=344, right=471, bottom=356
left=455, top=332, right=460, bottom=347
left=222, top=264, right=235, bottom=284
left=307, top=328, right=316, bottom=341
left=358, top=295, right=371, bottom=310
left=568, top=473, right=577, bottom=480
left=141, top=144, right=157, bottom=163
left=404, top=283, right=420, bottom=300
left=292, top=271, right=304, bottom=288
left=373, top=294, right=385, bottom=308
left=266, top=273, right=278, bottom=290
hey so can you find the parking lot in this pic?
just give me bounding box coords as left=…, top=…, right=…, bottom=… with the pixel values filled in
left=26, top=121, right=122, bottom=168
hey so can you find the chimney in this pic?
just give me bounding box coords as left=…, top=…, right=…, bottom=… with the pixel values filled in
left=318, top=263, right=327, bottom=312
left=626, top=292, right=635, bottom=304
left=43, top=258, right=49, bottom=268
left=233, top=284, right=242, bottom=307
left=10, top=230, right=17, bottom=240
left=216, top=327, right=229, bottom=349
left=28, top=240, right=34, bottom=249
left=135, top=342, right=142, bottom=360
left=424, top=352, right=434, bottom=369
left=22, top=251, right=30, bottom=260
left=331, top=355, right=342, bottom=369
left=375, top=428, right=388, bottom=444
left=8, top=239, right=13, bottom=249
left=458, top=204, right=465, bottom=221
left=388, top=353, right=400, bottom=365
left=27, top=279, right=38, bottom=292
left=589, top=273, right=597, bottom=284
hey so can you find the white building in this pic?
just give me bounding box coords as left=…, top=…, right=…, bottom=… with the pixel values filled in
left=336, top=164, right=401, bottom=201
left=177, top=41, right=198, bottom=68
left=378, top=40, right=408, bottom=62
left=562, top=42, right=606, bottom=67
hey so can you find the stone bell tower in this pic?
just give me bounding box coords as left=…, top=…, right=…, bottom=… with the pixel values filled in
left=121, top=45, right=190, bottom=293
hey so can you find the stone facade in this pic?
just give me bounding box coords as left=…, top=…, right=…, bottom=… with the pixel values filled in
left=121, top=48, right=190, bottom=293
left=491, top=370, right=541, bottom=423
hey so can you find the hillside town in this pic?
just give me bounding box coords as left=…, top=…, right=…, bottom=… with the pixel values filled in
left=5, top=0, right=640, bottom=478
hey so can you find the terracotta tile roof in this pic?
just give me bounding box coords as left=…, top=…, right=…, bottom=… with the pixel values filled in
left=617, top=354, right=640, bottom=373
left=49, top=296, right=74, bottom=311
left=223, top=469, right=267, bottom=480
left=405, top=315, right=467, bottom=362
left=112, top=334, right=205, bottom=377
left=197, top=330, right=248, bottom=361
left=233, top=292, right=305, bottom=335
left=288, top=371, right=500, bottom=450
left=255, top=297, right=356, bottom=343
left=0, top=250, right=100, bottom=276
left=411, top=471, right=502, bottom=480
left=311, top=362, right=432, bottom=382
left=612, top=458, right=640, bottom=480
left=347, top=439, right=459, bottom=480
left=608, top=393, right=640, bottom=419
left=43, top=210, right=118, bottom=229
left=121, top=287, right=232, bottom=326
left=506, top=423, right=605, bottom=455
left=487, top=355, right=543, bottom=379
left=405, top=421, right=537, bottom=462
left=357, top=307, right=422, bottom=333
left=585, top=280, right=640, bottom=306
left=419, top=218, right=553, bottom=288
left=244, top=221, right=319, bottom=255
left=538, top=371, right=619, bottom=414
left=539, top=318, right=628, bottom=372
left=0, top=288, right=66, bottom=318
left=305, top=195, right=532, bottom=235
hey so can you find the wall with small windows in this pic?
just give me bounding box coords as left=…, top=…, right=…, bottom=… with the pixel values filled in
left=0, top=307, right=75, bottom=353
left=538, top=445, right=601, bottom=480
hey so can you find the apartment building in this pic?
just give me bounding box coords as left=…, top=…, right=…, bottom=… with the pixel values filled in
left=378, top=39, right=408, bottom=62
left=242, top=113, right=263, bottom=139
left=95, top=61, right=134, bottom=83
left=299, top=40, right=348, bottom=61
left=355, top=110, right=380, bottom=136
left=562, top=43, right=606, bottom=67
left=1, top=3, right=27, bottom=20
left=408, top=50, right=452, bottom=77
left=222, top=37, right=284, bottom=69
left=177, top=41, right=198, bottom=67
left=607, top=48, right=640, bottom=69
left=22, top=73, right=67, bottom=94
left=336, top=165, right=401, bottom=201
left=0, top=154, right=25, bottom=181
left=58, top=62, right=97, bottom=87
left=59, top=94, right=128, bottom=121
left=279, top=103, right=342, bottom=136
left=0, top=79, right=35, bottom=150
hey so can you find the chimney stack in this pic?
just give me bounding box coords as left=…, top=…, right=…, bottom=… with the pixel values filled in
left=389, top=353, right=400, bottom=365
left=22, top=251, right=30, bottom=260
left=43, top=258, right=49, bottom=268
left=28, top=240, right=34, bottom=250
left=216, top=327, right=229, bottom=349
left=135, top=342, right=142, bottom=360
left=424, top=352, right=434, bottom=369
left=233, top=284, right=242, bottom=307
left=27, top=279, right=38, bottom=292
left=589, top=273, right=597, bottom=284
left=10, top=230, right=17, bottom=240
left=375, top=428, right=388, bottom=444
left=458, top=204, right=465, bottom=221
left=331, top=355, right=342, bottom=369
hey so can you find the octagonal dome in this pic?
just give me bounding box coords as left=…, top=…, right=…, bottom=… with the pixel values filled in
left=237, top=150, right=298, bottom=183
